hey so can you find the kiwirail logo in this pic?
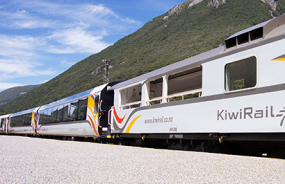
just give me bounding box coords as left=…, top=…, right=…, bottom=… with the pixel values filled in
left=276, top=107, right=285, bottom=126
left=217, top=106, right=285, bottom=126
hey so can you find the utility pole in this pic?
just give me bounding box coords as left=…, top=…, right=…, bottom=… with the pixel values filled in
left=103, top=59, right=110, bottom=84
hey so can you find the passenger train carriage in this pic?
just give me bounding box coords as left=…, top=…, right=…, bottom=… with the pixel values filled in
left=0, top=114, right=10, bottom=134
left=109, top=14, right=285, bottom=145
left=9, top=107, right=40, bottom=135
left=36, top=81, right=119, bottom=138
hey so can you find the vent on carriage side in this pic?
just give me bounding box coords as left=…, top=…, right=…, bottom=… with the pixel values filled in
left=225, top=27, right=263, bottom=49
left=250, top=27, right=263, bottom=41
left=225, top=14, right=285, bottom=50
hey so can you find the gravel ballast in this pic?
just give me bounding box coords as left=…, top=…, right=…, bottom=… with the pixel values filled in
left=0, top=135, right=285, bottom=183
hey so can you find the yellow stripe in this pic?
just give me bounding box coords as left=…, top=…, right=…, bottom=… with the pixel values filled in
left=125, top=115, right=142, bottom=133
left=87, top=96, right=99, bottom=134
left=31, top=113, right=35, bottom=132
left=272, top=58, right=285, bottom=61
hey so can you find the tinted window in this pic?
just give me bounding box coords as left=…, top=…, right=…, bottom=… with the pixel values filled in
left=63, top=103, right=70, bottom=121
left=57, top=105, right=64, bottom=122
left=95, top=96, right=99, bottom=114
left=10, top=113, right=32, bottom=127
left=225, top=56, right=257, bottom=91
left=70, top=101, right=78, bottom=121
left=78, top=98, right=88, bottom=120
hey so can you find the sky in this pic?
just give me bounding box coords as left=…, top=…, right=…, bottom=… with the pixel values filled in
left=0, top=0, right=186, bottom=92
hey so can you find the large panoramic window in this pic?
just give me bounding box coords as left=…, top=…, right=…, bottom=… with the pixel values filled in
left=39, top=97, right=89, bottom=124
left=225, top=56, right=257, bottom=91
left=120, top=84, right=142, bottom=110
left=10, top=113, right=32, bottom=127
left=148, top=78, right=163, bottom=105
left=167, top=65, right=202, bottom=102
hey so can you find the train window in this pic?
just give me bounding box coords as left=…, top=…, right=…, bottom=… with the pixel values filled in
left=167, top=65, right=202, bottom=102
left=39, top=110, right=44, bottom=124
left=148, top=78, right=163, bottom=105
left=19, top=115, right=23, bottom=126
left=23, top=115, right=26, bottom=126
left=14, top=116, right=19, bottom=126
left=44, top=109, right=48, bottom=124
left=63, top=103, right=70, bottom=121
left=94, top=96, right=99, bottom=114
left=225, top=56, right=257, bottom=91
left=24, top=114, right=28, bottom=126
left=78, top=98, right=88, bottom=120
left=22, top=115, right=26, bottom=126
left=57, top=105, right=64, bottom=122
left=27, top=114, right=31, bottom=126
left=47, top=108, right=52, bottom=123
left=10, top=118, right=14, bottom=127
left=52, top=107, right=58, bottom=123
left=10, top=117, right=14, bottom=127
left=43, top=109, right=48, bottom=124
left=10, top=113, right=32, bottom=127
left=120, top=84, right=142, bottom=110
left=70, top=101, right=78, bottom=121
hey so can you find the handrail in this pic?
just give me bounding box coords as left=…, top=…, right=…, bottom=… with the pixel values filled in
left=167, top=88, right=202, bottom=99
left=108, top=107, right=113, bottom=125
left=119, top=101, right=141, bottom=110
left=146, top=96, right=162, bottom=105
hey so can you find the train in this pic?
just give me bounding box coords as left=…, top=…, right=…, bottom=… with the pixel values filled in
left=2, top=14, right=285, bottom=156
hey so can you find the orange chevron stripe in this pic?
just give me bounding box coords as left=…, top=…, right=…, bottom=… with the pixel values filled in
left=88, top=115, right=99, bottom=137
left=87, top=96, right=100, bottom=137
left=114, top=107, right=126, bottom=124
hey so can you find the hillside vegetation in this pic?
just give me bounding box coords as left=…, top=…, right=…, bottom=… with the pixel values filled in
left=1, top=0, right=285, bottom=113
left=0, top=85, right=39, bottom=107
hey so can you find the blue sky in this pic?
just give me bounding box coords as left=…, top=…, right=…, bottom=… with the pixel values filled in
left=0, top=0, right=185, bottom=91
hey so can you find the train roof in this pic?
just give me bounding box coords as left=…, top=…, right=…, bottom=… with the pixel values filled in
left=0, top=114, right=11, bottom=119
left=11, top=107, right=38, bottom=117
left=39, top=84, right=107, bottom=110
left=110, top=14, right=285, bottom=90
left=109, top=46, right=223, bottom=90
left=226, top=19, right=271, bottom=40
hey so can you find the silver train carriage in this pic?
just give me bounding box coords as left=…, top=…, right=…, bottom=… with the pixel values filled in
left=0, top=114, right=10, bottom=134
left=8, top=108, right=39, bottom=135
left=36, top=81, right=120, bottom=138
left=109, top=14, right=285, bottom=146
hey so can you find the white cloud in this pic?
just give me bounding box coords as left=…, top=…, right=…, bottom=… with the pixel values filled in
left=0, top=1, right=141, bottom=54
left=0, top=34, right=56, bottom=81
left=0, top=34, right=38, bottom=50
left=46, top=27, right=110, bottom=54
left=0, top=82, right=23, bottom=91
left=0, top=1, right=141, bottom=29
left=0, top=58, right=56, bottom=81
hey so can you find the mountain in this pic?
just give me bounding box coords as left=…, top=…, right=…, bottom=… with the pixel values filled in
left=1, top=0, right=285, bottom=113
left=0, top=84, right=39, bottom=108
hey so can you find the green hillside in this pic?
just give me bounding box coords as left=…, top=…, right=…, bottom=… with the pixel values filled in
left=1, top=0, right=285, bottom=113
left=0, top=85, right=39, bottom=113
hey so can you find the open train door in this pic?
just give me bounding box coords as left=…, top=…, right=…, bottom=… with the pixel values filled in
left=98, top=81, right=121, bottom=139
